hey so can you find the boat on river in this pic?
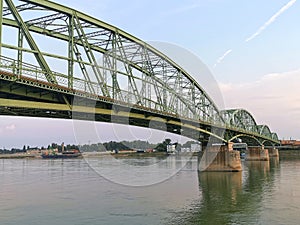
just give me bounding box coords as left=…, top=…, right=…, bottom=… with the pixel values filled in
left=41, top=149, right=81, bottom=159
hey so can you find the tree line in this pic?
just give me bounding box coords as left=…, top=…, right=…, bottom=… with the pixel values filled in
left=0, top=139, right=199, bottom=154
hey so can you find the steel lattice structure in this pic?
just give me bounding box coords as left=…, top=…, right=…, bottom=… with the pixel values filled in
left=0, top=0, right=279, bottom=146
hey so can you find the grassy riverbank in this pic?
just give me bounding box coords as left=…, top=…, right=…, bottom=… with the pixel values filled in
left=0, top=154, right=37, bottom=159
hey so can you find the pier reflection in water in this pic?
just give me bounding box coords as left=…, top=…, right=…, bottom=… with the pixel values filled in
left=170, top=158, right=280, bottom=225
left=3, top=154, right=300, bottom=225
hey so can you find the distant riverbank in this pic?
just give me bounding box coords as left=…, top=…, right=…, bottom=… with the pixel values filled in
left=0, top=151, right=199, bottom=159
left=0, top=153, right=37, bottom=159
left=1, top=149, right=298, bottom=160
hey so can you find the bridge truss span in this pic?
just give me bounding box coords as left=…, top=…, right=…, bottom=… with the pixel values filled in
left=0, top=0, right=280, bottom=146
left=221, top=109, right=258, bottom=133
left=0, top=0, right=223, bottom=125
left=221, top=109, right=279, bottom=145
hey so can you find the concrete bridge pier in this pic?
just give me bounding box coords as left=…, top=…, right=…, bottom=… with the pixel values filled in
left=246, top=146, right=269, bottom=161
left=199, top=143, right=242, bottom=172
left=267, top=147, right=279, bottom=157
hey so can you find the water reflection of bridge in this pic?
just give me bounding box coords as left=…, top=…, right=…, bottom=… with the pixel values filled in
left=168, top=158, right=280, bottom=225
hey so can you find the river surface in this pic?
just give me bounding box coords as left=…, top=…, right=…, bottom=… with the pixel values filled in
left=0, top=151, right=300, bottom=225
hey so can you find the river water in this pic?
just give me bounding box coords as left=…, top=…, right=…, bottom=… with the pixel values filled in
left=0, top=151, right=300, bottom=225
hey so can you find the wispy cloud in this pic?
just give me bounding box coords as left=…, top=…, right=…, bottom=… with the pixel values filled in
left=5, top=124, right=16, bottom=131
left=213, top=0, right=297, bottom=68
left=0, top=123, right=16, bottom=134
left=213, top=49, right=232, bottom=67
left=245, top=0, right=297, bottom=42
left=219, top=68, right=300, bottom=139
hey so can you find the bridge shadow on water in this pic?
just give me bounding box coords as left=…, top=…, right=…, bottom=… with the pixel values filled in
left=167, top=157, right=280, bottom=225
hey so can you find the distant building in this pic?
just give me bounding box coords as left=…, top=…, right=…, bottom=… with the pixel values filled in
left=181, top=147, right=191, bottom=152
left=281, top=140, right=300, bottom=146
left=191, top=143, right=201, bottom=152
left=167, top=144, right=176, bottom=153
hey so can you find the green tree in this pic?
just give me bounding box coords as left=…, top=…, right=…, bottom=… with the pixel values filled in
left=154, top=139, right=172, bottom=152
left=165, top=138, right=171, bottom=145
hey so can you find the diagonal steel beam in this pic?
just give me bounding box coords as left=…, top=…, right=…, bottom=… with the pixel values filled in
left=115, top=32, right=142, bottom=105
left=73, top=13, right=109, bottom=97
left=4, top=0, right=57, bottom=84
left=2, top=18, right=194, bottom=108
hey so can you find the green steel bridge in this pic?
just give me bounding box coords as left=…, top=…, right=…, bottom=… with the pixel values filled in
left=0, top=0, right=279, bottom=147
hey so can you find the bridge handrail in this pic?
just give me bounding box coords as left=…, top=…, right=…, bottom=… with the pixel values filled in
left=0, top=55, right=200, bottom=121
left=0, top=55, right=96, bottom=93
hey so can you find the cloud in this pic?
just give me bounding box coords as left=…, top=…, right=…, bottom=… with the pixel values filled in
left=245, top=0, right=297, bottom=42
left=0, top=123, right=16, bottom=134
left=5, top=124, right=16, bottom=131
left=214, top=1, right=297, bottom=68
left=213, top=49, right=233, bottom=68
left=218, top=82, right=234, bottom=92
left=219, top=68, right=300, bottom=139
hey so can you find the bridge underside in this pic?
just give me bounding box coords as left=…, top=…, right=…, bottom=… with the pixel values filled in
left=0, top=71, right=220, bottom=144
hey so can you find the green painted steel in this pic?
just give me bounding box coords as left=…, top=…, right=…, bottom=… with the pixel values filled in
left=0, top=0, right=3, bottom=56
left=4, top=0, right=56, bottom=84
left=257, top=125, right=272, bottom=138
left=221, top=109, right=258, bottom=133
left=0, top=0, right=280, bottom=145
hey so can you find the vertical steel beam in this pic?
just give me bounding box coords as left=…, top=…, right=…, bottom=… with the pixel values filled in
left=103, top=48, right=123, bottom=101
left=0, top=0, right=3, bottom=56
left=111, top=32, right=117, bottom=99
left=143, top=46, right=163, bottom=109
left=162, top=62, right=167, bottom=111
left=17, top=28, right=23, bottom=76
left=4, top=0, right=56, bottom=83
left=73, top=43, right=95, bottom=94
left=73, top=13, right=109, bottom=97
left=68, top=15, right=74, bottom=89
left=115, top=33, right=142, bottom=105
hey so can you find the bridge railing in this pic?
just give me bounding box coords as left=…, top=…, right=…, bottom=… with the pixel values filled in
left=0, top=55, right=182, bottom=113
left=0, top=55, right=101, bottom=95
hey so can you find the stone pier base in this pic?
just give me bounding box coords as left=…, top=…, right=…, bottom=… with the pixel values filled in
left=246, top=147, right=269, bottom=161
left=268, top=148, right=279, bottom=157
left=199, top=144, right=242, bottom=172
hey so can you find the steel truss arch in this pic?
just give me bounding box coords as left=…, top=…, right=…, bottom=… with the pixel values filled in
left=271, top=133, right=279, bottom=141
left=0, top=0, right=280, bottom=145
left=0, top=0, right=223, bottom=124
left=228, top=134, right=262, bottom=146
left=257, top=125, right=272, bottom=139
left=221, top=109, right=258, bottom=133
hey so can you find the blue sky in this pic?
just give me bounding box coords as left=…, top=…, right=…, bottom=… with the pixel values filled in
left=1, top=0, right=299, bottom=148
left=61, top=0, right=299, bottom=82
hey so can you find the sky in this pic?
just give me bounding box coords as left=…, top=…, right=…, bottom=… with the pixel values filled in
left=1, top=0, right=300, bottom=148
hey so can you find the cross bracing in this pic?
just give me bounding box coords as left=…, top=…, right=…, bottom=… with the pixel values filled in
left=0, top=0, right=279, bottom=145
